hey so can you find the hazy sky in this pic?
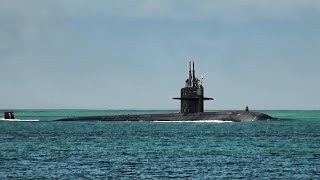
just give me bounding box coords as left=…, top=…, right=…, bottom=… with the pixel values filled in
left=1, top=0, right=319, bottom=110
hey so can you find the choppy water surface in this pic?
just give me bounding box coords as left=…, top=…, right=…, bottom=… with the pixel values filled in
left=0, top=110, right=319, bottom=179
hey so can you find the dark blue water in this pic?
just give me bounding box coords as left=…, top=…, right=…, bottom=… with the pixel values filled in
left=0, top=110, right=319, bottom=179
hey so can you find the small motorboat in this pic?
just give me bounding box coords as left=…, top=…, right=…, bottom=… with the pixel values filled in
left=1, top=111, right=39, bottom=122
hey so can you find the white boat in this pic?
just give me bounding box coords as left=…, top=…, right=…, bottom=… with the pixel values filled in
left=2, top=111, right=39, bottom=122
left=0, top=118, right=39, bottom=122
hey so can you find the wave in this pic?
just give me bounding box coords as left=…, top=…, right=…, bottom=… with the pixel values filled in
left=0, top=118, right=39, bottom=122
left=154, top=120, right=233, bottom=123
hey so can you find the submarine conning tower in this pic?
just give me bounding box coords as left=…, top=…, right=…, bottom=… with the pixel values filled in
left=173, top=61, right=213, bottom=113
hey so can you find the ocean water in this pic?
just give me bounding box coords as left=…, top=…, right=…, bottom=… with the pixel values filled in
left=0, top=110, right=319, bottom=179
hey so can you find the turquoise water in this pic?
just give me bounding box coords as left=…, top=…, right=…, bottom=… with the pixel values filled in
left=0, top=110, right=319, bottom=179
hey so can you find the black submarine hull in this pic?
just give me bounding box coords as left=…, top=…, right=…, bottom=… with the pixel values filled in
left=54, top=111, right=274, bottom=122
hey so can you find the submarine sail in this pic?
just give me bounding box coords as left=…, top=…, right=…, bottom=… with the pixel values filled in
left=173, top=61, right=213, bottom=113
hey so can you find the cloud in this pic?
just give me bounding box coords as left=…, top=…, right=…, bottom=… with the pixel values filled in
left=1, top=0, right=319, bottom=68
left=0, top=0, right=319, bottom=109
left=1, top=0, right=318, bottom=63
left=61, top=0, right=320, bottom=22
left=142, top=0, right=165, bottom=11
left=1, top=0, right=319, bottom=23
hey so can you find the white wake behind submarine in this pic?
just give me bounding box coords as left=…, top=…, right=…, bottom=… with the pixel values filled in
left=55, top=62, right=274, bottom=122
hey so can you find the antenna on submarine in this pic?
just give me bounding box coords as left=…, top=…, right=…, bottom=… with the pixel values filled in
left=193, top=61, right=195, bottom=80
left=199, top=76, right=204, bottom=86
left=189, top=61, right=192, bottom=86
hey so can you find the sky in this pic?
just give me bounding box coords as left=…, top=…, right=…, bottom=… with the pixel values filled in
left=1, top=0, right=319, bottom=110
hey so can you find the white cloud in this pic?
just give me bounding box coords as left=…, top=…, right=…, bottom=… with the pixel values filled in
left=1, top=0, right=318, bottom=65
left=1, top=0, right=319, bottom=22
left=0, top=0, right=319, bottom=109
left=64, top=0, right=320, bottom=21
left=142, top=0, right=165, bottom=11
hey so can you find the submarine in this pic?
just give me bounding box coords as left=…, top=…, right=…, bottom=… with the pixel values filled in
left=55, top=62, right=274, bottom=122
